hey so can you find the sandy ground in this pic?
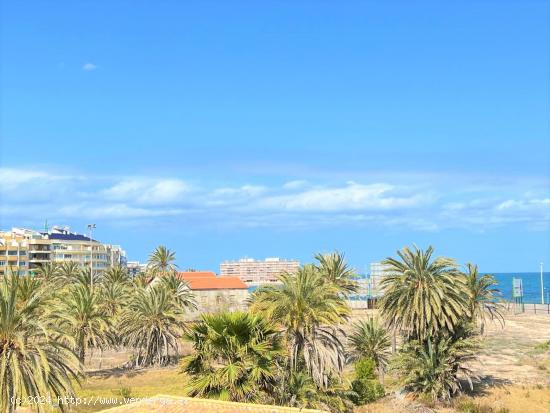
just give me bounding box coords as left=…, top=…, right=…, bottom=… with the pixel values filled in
left=71, top=311, right=550, bottom=413
left=476, top=312, right=550, bottom=385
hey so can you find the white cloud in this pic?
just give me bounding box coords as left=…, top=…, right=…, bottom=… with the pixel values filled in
left=0, top=166, right=548, bottom=232
left=258, top=182, right=429, bottom=211
left=282, top=180, right=309, bottom=190
left=0, top=168, right=63, bottom=189
left=82, top=63, right=97, bottom=71
left=212, top=185, right=266, bottom=198
left=58, top=203, right=183, bottom=219
left=497, top=198, right=550, bottom=211
left=102, top=179, right=189, bottom=205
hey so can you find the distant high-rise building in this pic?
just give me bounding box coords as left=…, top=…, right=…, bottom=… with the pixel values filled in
left=220, top=257, right=300, bottom=287
left=127, top=261, right=147, bottom=277
left=0, top=226, right=127, bottom=276
left=369, top=261, right=391, bottom=296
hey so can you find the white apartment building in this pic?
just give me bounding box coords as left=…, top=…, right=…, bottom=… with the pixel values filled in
left=0, top=226, right=127, bottom=275
left=220, top=257, right=300, bottom=287
left=127, top=261, right=147, bottom=277
left=369, top=261, right=392, bottom=297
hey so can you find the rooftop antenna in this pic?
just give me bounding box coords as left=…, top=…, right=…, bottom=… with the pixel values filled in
left=44, top=219, right=49, bottom=233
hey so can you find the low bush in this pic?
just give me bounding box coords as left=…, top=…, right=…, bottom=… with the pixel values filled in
left=456, top=400, right=510, bottom=413
left=349, top=358, right=384, bottom=405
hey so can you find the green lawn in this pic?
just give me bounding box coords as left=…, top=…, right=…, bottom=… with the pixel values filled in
left=72, top=367, right=188, bottom=413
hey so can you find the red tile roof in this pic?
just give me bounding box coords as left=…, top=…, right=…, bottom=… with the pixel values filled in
left=178, top=272, right=247, bottom=290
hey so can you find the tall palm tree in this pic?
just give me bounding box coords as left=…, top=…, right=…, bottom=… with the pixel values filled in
left=464, top=263, right=504, bottom=334
left=34, top=262, right=60, bottom=283
left=102, top=265, right=130, bottom=285
left=379, top=245, right=469, bottom=341
left=147, top=245, right=177, bottom=277
left=159, top=272, right=197, bottom=311
left=120, top=284, right=186, bottom=367
left=0, top=274, right=81, bottom=413
left=250, top=265, right=349, bottom=388
left=348, top=318, right=391, bottom=381
left=99, top=281, right=128, bottom=318
left=58, top=261, right=82, bottom=282
left=54, top=284, right=110, bottom=362
left=14, top=275, right=44, bottom=307
left=315, top=251, right=359, bottom=296
left=182, top=311, right=282, bottom=402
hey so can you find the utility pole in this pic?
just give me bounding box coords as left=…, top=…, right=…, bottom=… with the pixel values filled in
left=87, top=224, right=96, bottom=290
left=540, top=262, right=544, bottom=304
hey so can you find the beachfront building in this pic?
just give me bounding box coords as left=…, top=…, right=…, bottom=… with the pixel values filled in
left=127, top=260, right=147, bottom=278
left=178, top=271, right=249, bottom=316
left=220, top=257, right=300, bottom=287
left=369, top=261, right=391, bottom=297
left=0, top=231, right=29, bottom=276
left=0, top=226, right=127, bottom=275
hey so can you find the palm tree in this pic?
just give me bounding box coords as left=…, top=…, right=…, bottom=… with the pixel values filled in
left=250, top=265, right=349, bottom=388
left=276, top=371, right=318, bottom=408
left=379, top=245, right=469, bottom=341
left=34, top=262, right=60, bottom=283
left=464, top=263, right=504, bottom=334
left=348, top=318, right=391, bottom=381
left=54, top=284, right=110, bottom=363
left=14, top=275, right=44, bottom=307
left=182, top=311, right=282, bottom=402
left=99, top=281, right=128, bottom=318
left=390, top=334, right=479, bottom=402
left=315, top=251, right=359, bottom=296
left=58, top=261, right=82, bottom=282
left=120, top=284, right=186, bottom=367
left=159, top=272, right=197, bottom=311
left=0, top=274, right=81, bottom=413
left=102, top=265, right=130, bottom=285
left=147, top=245, right=177, bottom=277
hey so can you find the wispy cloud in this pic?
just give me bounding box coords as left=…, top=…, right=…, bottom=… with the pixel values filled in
left=102, top=179, right=190, bottom=205
left=258, top=182, right=430, bottom=212
left=0, top=166, right=548, bottom=232
left=82, top=62, right=98, bottom=71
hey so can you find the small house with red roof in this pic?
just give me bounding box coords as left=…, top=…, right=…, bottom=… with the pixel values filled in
left=178, top=271, right=248, bottom=315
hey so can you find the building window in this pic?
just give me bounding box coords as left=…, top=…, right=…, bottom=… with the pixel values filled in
left=7, top=251, right=18, bottom=256
left=19, top=261, right=26, bottom=266
left=0, top=261, right=5, bottom=266
left=19, top=251, right=27, bottom=255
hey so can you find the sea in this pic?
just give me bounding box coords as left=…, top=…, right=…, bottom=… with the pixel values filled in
left=247, top=272, right=550, bottom=304
left=492, top=272, right=550, bottom=304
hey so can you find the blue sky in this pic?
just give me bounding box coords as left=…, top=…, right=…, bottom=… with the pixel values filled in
left=1, top=1, right=549, bottom=272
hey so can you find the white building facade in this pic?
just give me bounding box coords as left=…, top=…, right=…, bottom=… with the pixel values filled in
left=220, top=257, right=300, bottom=287
left=0, top=226, right=127, bottom=275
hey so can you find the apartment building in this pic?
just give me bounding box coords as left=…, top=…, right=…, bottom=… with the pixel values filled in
left=127, top=261, right=147, bottom=278
left=0, top=226, right=127, bottom=275
left=220, top=257, right=300, bottom=287
left=369, top=261, right=391, bottom=297
left=0, top=231, right=29, bottom=276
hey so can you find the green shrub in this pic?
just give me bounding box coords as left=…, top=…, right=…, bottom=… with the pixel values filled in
left=456, top=400, right=493, bottom=413
left=349, top=358, right=384, bottom=405
left=534, top=341, right=550, bottom=351
left=354, top=358, right=376, bottom=380
left=350, top=378, right=384, bottom=405
left=112, top=385, right=132, bottom=399
left=456, top=400, right=511, bottom=413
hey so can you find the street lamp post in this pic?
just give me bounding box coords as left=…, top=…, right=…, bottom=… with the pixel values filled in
left=87, top=224, right=96, bottom=290
left=540, top=262, right=544, bottom=304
